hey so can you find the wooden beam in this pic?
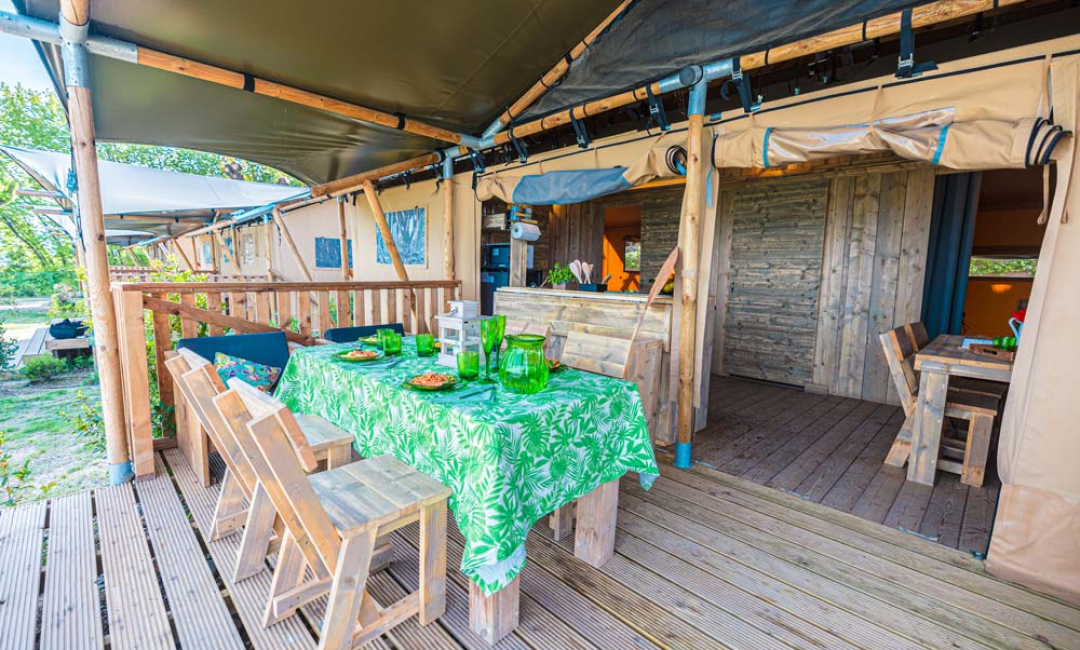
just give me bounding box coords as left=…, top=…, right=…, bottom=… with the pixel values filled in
left=493, top=0, right=634, bottom=128
left=171, top=237, right=195, bottom=271
left=337, top=198, right=351, bottom=280
left=133, top=50, right=468, bottom=147
left=214, top=230, right=240, bottom=275
left=311, top=151, right=450, bottom=199
left=674, top=100, right=707, bottom=466
left=361, top=180, right=409, bottom=282
left=262, top=219, right=276, bottom=281
left=272, top=207, right=314, bottom=282
left=62, top=0, right=130, bottom=480
left=142, top=295, right=313, bottom=345
left=443, top=171, right=455, bottom=281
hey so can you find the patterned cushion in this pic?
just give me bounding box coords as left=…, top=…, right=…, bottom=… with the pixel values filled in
left=214, top=352, right=282, bottom=392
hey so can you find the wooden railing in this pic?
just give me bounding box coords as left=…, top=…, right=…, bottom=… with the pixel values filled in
left=111, top=279, right=462, bottom=477
left=109, top=266, right=265, bottom=283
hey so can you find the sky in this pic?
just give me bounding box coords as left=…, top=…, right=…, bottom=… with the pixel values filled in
left=0, top=0, right=56, bottom=91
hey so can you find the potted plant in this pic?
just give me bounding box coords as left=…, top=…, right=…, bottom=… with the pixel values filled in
left=545, top=263, right=577, bottom=290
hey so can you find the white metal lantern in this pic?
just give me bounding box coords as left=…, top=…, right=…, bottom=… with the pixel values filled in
left=436, top=300, right=486, bottom=368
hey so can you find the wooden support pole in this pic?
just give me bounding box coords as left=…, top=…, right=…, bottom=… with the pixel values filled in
left=508, top=237, right=527, bottom=288
left=262, top=219, right=275, bottom=281
left=272, top=207, right=314, bottom=282
left=674, top=79, right=709, bottom=469
left=61, top=0, right=131, bottom=483
left=337, top=198, right=351, bottom=280
left=215, top=230, right=240, bottom=275
left=171, top=237, right=195, bottom=271
left=361, top=180, right=409, bottom=282
left=442, top=160, right=455, bottom=281
left=313, top=151, right=450, bottom=199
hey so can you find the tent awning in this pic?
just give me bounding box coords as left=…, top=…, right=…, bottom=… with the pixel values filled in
left=1, top=145, right=306, bottom=242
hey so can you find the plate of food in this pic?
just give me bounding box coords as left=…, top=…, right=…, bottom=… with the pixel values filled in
left=337, top=349, right=384, bottom=362
left=546, top=358, right=565, bottom=373
left=402, top=371, right=459, bottom=392
left=358, top=335, right=379, bottom=345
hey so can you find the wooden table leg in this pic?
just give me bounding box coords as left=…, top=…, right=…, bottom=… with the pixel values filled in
left=469, top=576, right=519, bottom=644
left=549, top=504, right=574, bottom=542
left=574, top=478, right=619, bottom=567
left=907, top=369, right=948, bottom=485
left=884, top=413, right=915, bottom=467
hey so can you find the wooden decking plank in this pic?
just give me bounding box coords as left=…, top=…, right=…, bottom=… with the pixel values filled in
left=820, top=409, right=907, bottom=513
left=615, top=508, right=952, bottom=650
left=959, top=480, right=1000, bottom=556
left=882, top=479, right=935, bottom=533
left=791, top=404, right=902, bottom=502
left=0, top=499, right=46, bottom=650
left=40, top=491, right=104, bottom=650
left=742, top=400, right=878, bottom=484
left=163, top=449, right=317, bottom=650
left=139, top=457, right=245, bottom=650
left=701, top=391, right=827, bottom=467
left=629, top=478, right=1080, bottom=650
left=768, top=402, right=896, bottom=493
left=670, top=461, right=1080, bottom=629
left=848, top=462, right=907, bottom=523
left=717, top=396, right=857, bottom=476
left=95, top=483, right=176, bottom=650
left=589, top=527, right=870, bottom=650
left=618, top=489, right=994, bottom=650
left=916, top=472, right=970, bottom=548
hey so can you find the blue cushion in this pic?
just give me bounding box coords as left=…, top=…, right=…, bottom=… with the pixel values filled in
left=176, top=331, right=290, bottom=372
left=323, top=323, right=405, bottom=343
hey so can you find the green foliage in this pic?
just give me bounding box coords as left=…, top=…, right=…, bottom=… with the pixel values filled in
left=65, top=390, right=106, bottom=453
left=969, top=257, right=1037, bottom=277
left=546, top=263, right=576, bottom=285
left=20, top=355, right=67, bottom=382
left=0, top=317, right=18, bottom=372
left=0, top=430, right=55, bottom=506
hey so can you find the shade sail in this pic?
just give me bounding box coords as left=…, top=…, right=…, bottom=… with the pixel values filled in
left=1, top=144, right=305, bottom=241
left=15, top=0, right=626, bottom=185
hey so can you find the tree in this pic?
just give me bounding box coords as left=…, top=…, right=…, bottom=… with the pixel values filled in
left=0, top=82, right=300, bottom=296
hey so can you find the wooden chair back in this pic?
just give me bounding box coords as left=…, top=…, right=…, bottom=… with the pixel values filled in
left=880, top=325, right=920, bottom=416
left=166, top=350, right=258, bottom=497
left=213, top=380, right=341, bottom=577
left=906, top=322, right=931, bottom=350
left=561, top=330, right=633, bottom=379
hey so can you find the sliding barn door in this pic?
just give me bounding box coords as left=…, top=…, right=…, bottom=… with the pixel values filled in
left=722, top=178, right=829, bottom=386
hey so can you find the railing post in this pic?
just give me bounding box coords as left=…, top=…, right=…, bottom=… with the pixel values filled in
left=114, top=287, right=155, bottom=478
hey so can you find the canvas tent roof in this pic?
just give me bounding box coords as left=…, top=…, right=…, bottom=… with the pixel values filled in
left=13, top=0, right=934, bottom=187
left=0, top=145, right=305, bottom=242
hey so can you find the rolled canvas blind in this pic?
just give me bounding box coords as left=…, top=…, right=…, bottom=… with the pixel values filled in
left=713, top=111, right=1067, bottom=171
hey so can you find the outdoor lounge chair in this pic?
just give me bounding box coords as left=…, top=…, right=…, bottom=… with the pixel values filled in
left=165, top=349, right=363, bottom=582
left=212, top=379, right=450, bottom=649
left=323, top=323, right=405, bottom=343
left=880, top=324, right=1001, bottom=487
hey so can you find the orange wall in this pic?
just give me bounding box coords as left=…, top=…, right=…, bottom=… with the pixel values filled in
left=964, top=277, right=1032, bottom=337
left=603, top=227, right=641, bottom=292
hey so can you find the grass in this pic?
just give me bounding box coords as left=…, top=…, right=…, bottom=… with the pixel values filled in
left=0, top=308, right=52, bottom=325
left=0, top=371, right=109, bottom=500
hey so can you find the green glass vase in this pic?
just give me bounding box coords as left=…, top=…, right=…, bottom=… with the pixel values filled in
left=499, top=334, right=549, bottom=394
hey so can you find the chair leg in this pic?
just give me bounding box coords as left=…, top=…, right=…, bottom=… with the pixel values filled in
left=419, top=500, right=447, bottom=625
left=210, top=470, right=248, bottom=540
left=325, top=442, right=354, bottom=469
left=264, top=531, right=330, bottom=627
left=962, top=414, right=993, bottom=488
left=318, top=527, right=378, bottom=650
left=884, top=414, right=915, bottom=467
left=234, top=483, right=277, bottom=582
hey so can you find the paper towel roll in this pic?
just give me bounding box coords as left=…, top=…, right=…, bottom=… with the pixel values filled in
left=510, top=221, right=541, bottom=242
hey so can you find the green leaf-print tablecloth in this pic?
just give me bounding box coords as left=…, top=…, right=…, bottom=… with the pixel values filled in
left=274, top=338, right=658, bottom=594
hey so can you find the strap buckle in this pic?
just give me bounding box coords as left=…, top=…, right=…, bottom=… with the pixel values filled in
left=645, top=84, right=670, bottom=132
left=569, top=109, right=591, bottom=148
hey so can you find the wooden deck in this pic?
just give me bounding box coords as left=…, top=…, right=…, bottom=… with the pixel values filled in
left=693, top=376, right=1002, bottom=555
left=2, top=447, right=1078, bottom=650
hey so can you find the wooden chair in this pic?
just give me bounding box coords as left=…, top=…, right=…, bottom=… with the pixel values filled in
left=879, top=325, right=999, bottom=487
left=547, top=329, right=662, bottom=541
left=165, top=349, right=361, bottom=581
left=212, top=380, right=451, bottom=650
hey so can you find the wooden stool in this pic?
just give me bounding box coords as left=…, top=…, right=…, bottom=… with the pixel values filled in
left=214, top=379, right=451, bottom=650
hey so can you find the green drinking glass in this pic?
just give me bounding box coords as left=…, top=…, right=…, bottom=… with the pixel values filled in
left=499, top=334, right=548, bottom=394
left=457, top=351, right=480, bottom=381
left=375, top=328, right=394, bottom=350
left=416, top=333, right=436, bottom=357
left=382, top=331, right=403, bottom=356
left=492, top=314, right=507, bottom=370
left=479, top=318, right=500, bottom=383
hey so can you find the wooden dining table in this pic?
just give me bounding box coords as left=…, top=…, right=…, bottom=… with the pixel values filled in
left=907, top=334, right=1013, bottom=485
